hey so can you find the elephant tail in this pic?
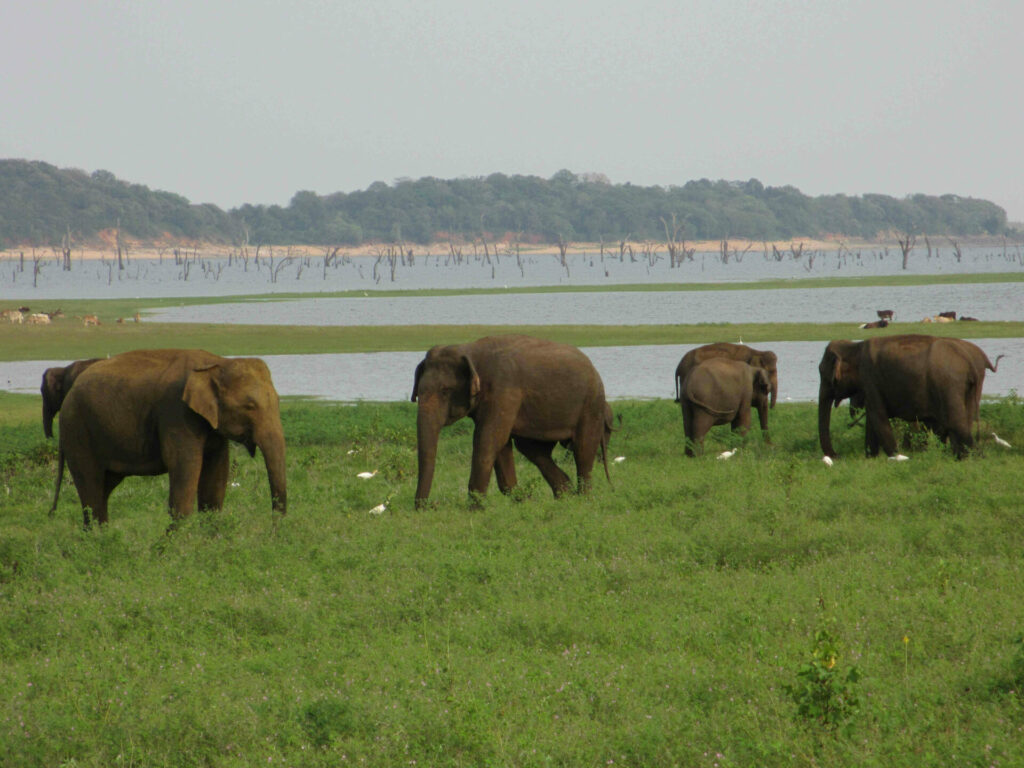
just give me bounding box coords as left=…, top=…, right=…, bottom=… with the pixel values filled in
left=989, top=353, right=1005, bottom=373
left=687, top=395, right=735, bottom=419
left=600, top=427, right=613, bottom=489
left=49, top=448, right=65, bottom=517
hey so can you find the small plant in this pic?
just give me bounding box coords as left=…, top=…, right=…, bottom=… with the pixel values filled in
left=785, top=614, right=861, bottom=735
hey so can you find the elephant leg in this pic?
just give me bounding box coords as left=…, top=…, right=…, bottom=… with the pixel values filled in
left=682, top=402, right=697, bottom=457
left=166, top=451, right=204, bottom=520
left=493, top=440, right=517, bottom=494
left=66, top=455, right=108, bottom=527
left=866, top=409, right=897, bottom=457
left=469, top=418, right=516, bottom=497
left=197, top=436, right=230, bottom=511
left=865, top=419, right=880, bottom=457
left=756, top=404, right=771, bottom=444
left=571, top=420, right=602, bottom=493
left=513, top=437, right=572, bottom=497
left=731, top=408, right=752, bottom=437
left=690, top=411, right=716, bottom=456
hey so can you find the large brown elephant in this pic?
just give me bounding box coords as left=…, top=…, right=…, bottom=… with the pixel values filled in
left=41, top=358, right=102, bottom=515
left=411, top=335, right=611, bottom=504
left=818, top=334, right=998, bottom=460
left=679, top=358, right=771, bottom=456
left=675, top=342, right=779, bottom=409
left=59, top=349, right=287, bottom=525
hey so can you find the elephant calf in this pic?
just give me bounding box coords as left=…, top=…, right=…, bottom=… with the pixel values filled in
left=678, top=358, right=771, bottom=456
left=59, top=349, right=287, bottom=526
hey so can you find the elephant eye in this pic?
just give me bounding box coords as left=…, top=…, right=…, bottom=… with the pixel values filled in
left=244, top=399, right=259, bottom=411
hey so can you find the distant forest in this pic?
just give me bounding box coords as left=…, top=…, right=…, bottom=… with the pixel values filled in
left=0, top=159, right=1011, bottom=249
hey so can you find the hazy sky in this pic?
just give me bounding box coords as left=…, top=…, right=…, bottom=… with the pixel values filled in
left=3, top=0, right=1021, bottom=219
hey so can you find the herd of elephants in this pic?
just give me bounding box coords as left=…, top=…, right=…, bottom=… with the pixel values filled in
left=39, top=333, right=1002, bottom=527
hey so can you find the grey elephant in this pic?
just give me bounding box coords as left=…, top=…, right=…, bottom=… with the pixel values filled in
left=411, top=335, right=611, bottom=504
left=675, top=342, right=779, bottom=409
left=59, top=349, right=287, bottom=526
left=679, top=357, right=771, bottom=456
left=818, top=334, right=999, bottom=459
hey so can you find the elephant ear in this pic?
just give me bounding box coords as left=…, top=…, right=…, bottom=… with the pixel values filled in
left=462, top=355, right=481, bottom=398
left=183, top=364, right=221, bottom=429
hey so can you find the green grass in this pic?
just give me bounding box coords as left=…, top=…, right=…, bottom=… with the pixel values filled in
left=3, top=320, right=1024, bottom=361
left=3, top=395, right=1024, bottom=766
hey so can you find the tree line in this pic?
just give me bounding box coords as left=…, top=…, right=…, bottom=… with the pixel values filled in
left=0, top=159, right=1011, bottom=249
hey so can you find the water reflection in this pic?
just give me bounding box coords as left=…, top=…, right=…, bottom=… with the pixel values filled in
left=6, top=339, right=1020, bottom=403
left=147, top=282, right=1024, bottom=326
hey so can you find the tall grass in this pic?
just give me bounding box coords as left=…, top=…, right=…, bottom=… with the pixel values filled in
left=2, top=395, right=1023, bottom=766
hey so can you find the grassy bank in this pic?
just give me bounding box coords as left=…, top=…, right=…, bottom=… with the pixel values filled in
left=3, top=320, right=1024, bottom=362
left=2, top=396, right=1024, bottom=766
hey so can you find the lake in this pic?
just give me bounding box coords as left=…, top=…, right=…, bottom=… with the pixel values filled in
left=145, top=282, right=1023, bottom=326
left=6, top=339, right=1021, bottom=403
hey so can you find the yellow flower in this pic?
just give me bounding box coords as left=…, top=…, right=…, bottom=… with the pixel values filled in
left=826, top=656, right=836, bottom=669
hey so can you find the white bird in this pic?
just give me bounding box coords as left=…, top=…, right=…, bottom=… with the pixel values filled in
left=613, top=456, right=626, bottom=463
left=368, top=502, right=387, bottom=515
left=357, top=470, right=378, bottom=480
left=822, top=455, right=833, bottom=466
left=346, top=449, right=359, bottom=455
left=993, top=433, right=1012, bottom=448
left=888, top=454, right=910, bottom=462
left=717, top=448, right=738, bottom=460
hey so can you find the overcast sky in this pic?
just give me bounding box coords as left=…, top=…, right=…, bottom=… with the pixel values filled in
left=2, top=0, right=1021, bottom=219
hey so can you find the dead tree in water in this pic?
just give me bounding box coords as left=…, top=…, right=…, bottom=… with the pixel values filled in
left=661, top=214, right=686, bottom=267
left=556, top=234, right=570, bottom=267
left=116, top=218, right=125, bottom=271
left=897, top=229, right=916, bottom=270
left=61, top=226, right=72, bottom=271
left=945, top=236, right=963, bottom=263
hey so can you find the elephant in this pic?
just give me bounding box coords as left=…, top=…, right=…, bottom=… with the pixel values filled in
left=411, top=335, right=611, bottom=504
left=58, top=349, right=286, bottom=526
left=675, top=342, right=779, bottom=409
left=41, top=358, right=102, bottom=515
left=42, top=358, right=102, bottom=439
left=817, top=334, right=999, bottom=460
left=678, top=358, right=771, bottom=456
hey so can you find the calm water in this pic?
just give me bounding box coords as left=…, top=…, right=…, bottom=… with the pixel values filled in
left=6, top=339, right=1021, bottom=403
left=2, top=245, right=1021, bottom=299
left=146, top=282, right=1023, bottom=326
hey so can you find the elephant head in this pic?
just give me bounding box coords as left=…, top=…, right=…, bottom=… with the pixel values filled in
left=817, top=340, right=863, bottom=457
left=410, top=345, right=479, bottom=503
left=749, top=351, right=779, bottom=408
left=182, top=358, right=287, bottom=514
left=751, top=365, right=772, bottom=408
left=41, top=358, right=101, bottom=438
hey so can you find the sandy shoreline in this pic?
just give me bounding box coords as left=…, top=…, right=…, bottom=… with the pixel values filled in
left=1, top=235, right=1016, bottom=263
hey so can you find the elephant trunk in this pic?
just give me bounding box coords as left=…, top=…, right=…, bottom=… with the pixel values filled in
left=818, top=383, right=837, bottom=458
left=770, top=377, right=778, bottom=409
left=415, top=402, right=443, bottom=506
left=43, top=403, right=57, bottom=439
left=258, top=427, right=287, bottom=515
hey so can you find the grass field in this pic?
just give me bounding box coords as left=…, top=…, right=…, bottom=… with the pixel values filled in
left=2, top=391, right=1024, bottom=767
